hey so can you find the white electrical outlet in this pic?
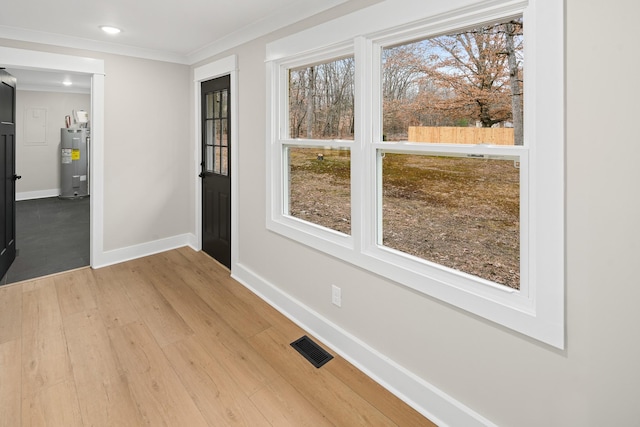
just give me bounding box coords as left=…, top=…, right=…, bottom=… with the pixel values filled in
left=331, top=285, right=342, bottom=307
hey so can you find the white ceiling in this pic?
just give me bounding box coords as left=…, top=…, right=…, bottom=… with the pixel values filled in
left=3, top=68, right=92, bottom=94
left=1, top=0, right=348, bottom=92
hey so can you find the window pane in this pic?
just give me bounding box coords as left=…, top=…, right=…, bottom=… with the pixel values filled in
left=382, top=17, right=523, bottom=145
left=214, top=91, right=221, bottom=117
left=287, top=146, right=351, bottom=234
left=221, top=118, right=228, bottom=147
left=220, top=147, right=228, bottom=176
left=206, top=120, right=213, bottom=145
left=289, top=57, right=355, bottom=140
left=205, top=145, right=214, bottom=172
left=213, top=120, right=220, bottom=146
left=221, top=89, right=228, bottom=118
left=381, top=152, right=520, bottom=289
left=206, top=93, right=214, bottom=119
left=214, top=147, right=221, bottom=174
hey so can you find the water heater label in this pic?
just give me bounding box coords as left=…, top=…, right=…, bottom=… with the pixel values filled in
left=62, top=148, right=72, bottom=164
left=72, top=149, right=80, bottom=160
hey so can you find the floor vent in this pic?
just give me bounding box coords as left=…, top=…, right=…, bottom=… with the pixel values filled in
left=290, top=335, right=333, bottom=368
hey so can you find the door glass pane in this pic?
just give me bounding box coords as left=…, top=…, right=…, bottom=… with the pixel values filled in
left=206, top=93, right=214, bottom=119
left=214, top=92, right=221, bottom=117
left=220, top=147, right=228, bottom=176
left=221, top=90, right=228, bottom=118
left=213, top=120, right=219, bottom=146
left=380, top=152, right=520, bottom=289
left=221, top=119, right=228, bottom=147
left=214, top=146, right=221, bottom=174
left=205, top=145, right=214, bottom=172
left=206, top=120, right=213, bottom=145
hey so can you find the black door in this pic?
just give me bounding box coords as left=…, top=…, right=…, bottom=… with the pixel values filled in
left=201, top=75, right=231, bottom=269
left=0, top=70, right=18, bottom=280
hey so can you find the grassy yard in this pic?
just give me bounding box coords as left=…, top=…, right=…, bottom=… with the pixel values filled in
left=288, top=147, right=520, bottom=289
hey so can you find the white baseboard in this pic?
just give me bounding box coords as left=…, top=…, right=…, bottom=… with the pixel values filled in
left=93, top=233, right=197, bottom=269
left=17, top=188, right=61, bottom=201
left=232, top=262, right=497, bottom=427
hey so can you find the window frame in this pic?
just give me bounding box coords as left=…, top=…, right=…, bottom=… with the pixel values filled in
left=266, top=0, right=564, bottom=348
left=268, top=43, right=357, bottom=250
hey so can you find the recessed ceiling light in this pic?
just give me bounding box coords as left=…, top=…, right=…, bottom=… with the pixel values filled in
left=100, top=26, right=121, bottom=35
left=62, top=81, right=72, bottom=86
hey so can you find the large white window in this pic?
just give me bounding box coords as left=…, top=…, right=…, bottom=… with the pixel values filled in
left=266, top=0, right=564, bottom=348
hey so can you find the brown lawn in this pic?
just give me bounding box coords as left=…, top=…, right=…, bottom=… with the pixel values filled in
left=288, top=147, right=520, bottom=289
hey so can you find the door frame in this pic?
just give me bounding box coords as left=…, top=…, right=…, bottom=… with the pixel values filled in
left=0, top=46, right=105, bottom=268
left=193, top=55, right=238, bottom=270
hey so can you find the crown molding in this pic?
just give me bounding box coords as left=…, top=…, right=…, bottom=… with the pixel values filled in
left=187, top=0, right=348, bottom=64
left=0, top=25, right=190, bottom=64
left=0, top=0, right=348, bottom=66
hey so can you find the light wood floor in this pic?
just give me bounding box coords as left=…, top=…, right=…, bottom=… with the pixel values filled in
left=0, top=247, right=436, bottom=427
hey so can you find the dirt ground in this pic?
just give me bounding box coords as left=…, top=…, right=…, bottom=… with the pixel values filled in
left=288, top=148, right=520, bottom=289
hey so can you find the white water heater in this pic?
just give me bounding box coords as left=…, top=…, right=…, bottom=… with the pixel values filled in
left=60, top=128, right=89, bottom=198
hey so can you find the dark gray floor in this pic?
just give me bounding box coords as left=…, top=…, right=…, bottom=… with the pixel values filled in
left=2, top=197, right=89, bottom=284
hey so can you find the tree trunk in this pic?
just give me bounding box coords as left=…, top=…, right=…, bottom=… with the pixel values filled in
left=505, top=22, right=523, bottom=146
left=306, top=66, right=315, bottom=138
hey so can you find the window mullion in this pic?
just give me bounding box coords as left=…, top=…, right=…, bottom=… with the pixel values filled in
left=352, top=36, right=367, bottom=253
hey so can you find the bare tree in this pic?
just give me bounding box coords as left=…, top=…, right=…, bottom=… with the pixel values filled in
left=504, top=20, right=524, bottom=145
left=422, top=19, right=524, bottom=141
left=290, top=18, right=524, bottom=143
left=289, top=58, right=355, bottom=140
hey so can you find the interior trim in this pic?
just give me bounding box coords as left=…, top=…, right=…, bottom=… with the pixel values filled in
left=0, top=46, right=105, bottom=270
left=232, top=262, right=499, bottom=427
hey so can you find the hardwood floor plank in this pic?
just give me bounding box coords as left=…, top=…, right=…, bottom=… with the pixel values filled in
left=164, top=336, right=270, bottom=426
left=64, top=309, right=145, bottom=426
left=249, top=327, right=397, bottom=427
left=177, top=248, right=310, bottom=341
left=87, top=266, right=140, bottom=329
left=325, top=357, right=437, bottom=427
left=108, top=321, right=209, bottom=427
left=133, top=254, right=281, bottom=397
left=21, top=279, right=74, bottom=399
left=0, top=339, right=22, bottom=427
left=21, top=379, right=83, bottom=427
left=54, top=268, right=97, bottom=319
left=151, top=250, right=271, bottom=338
left=0, top=284, right=22, bottom=344
left=21, top=277, right=60, bottom=338
left=250, top=374, right=334, bottom=427
left=111, top=261, right=193, bottom=347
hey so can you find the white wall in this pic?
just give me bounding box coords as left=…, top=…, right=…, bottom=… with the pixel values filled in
left=100, top=54, right=191, bottom=251
left=15, top=90, right=90, bottom=199
left=196, top=0, right=640, bottom=425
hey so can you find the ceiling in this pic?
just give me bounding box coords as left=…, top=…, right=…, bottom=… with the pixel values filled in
left=4, top=68, right=92, bottom=93
left=1, top=0, right=348, bottom=92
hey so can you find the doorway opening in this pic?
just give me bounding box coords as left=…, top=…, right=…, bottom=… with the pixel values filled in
left=0, top=46, right=105, bottom=284
left=2, top=70, right=91, bottom=284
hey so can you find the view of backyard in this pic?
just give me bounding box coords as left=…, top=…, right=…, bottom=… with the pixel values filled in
left=287, top=17, right=524, bottom=289
left=289, top=148, right=520, bottom=288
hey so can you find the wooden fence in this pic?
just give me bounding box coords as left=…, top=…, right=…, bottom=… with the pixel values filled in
left=408, top=126, right=514, bottom=145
